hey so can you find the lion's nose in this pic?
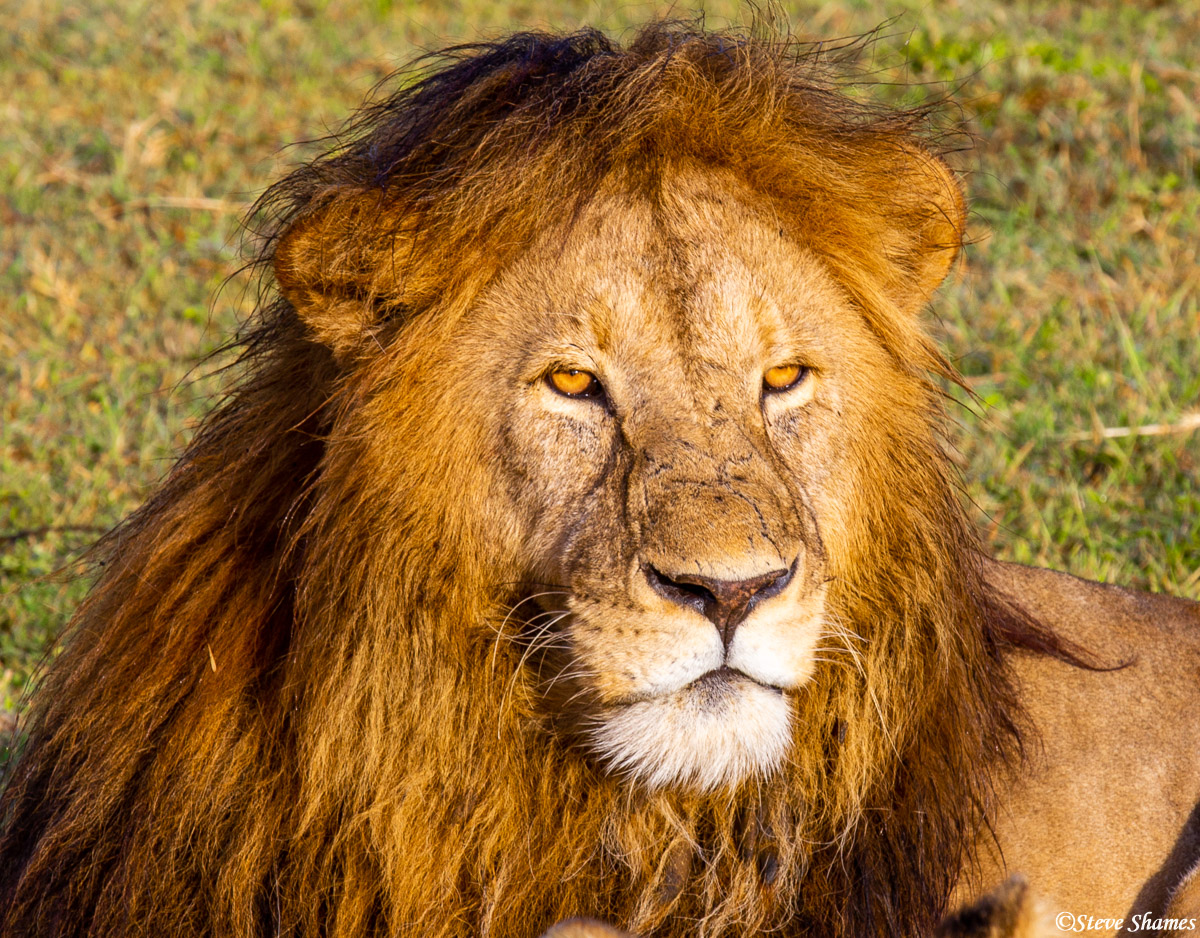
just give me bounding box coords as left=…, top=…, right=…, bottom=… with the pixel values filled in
left=643, top=564, right=793, bottom=648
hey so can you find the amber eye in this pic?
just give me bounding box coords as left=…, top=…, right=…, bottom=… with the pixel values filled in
left=763, top=363, right=808, bottom=392
left=547, top=368, right=603, bottom=399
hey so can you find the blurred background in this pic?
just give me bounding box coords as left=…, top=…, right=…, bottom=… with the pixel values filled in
left=2, top=0, right=1198, bottom=717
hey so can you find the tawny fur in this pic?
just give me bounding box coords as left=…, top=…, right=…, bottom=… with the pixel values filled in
left=0, top=21, right=1177, bottom=938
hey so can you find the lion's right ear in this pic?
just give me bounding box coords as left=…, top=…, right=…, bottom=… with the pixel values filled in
left=893, top=149, right=968, bottom=318
left=272, top=195, right=407, bottom=357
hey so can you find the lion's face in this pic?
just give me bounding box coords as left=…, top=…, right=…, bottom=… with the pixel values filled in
left=443, top=169, right=909, bottom=791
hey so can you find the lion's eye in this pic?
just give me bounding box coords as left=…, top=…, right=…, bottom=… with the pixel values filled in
left=548, top=368, right=603, bottom=399
left=763, top=364, right=808, bottom=392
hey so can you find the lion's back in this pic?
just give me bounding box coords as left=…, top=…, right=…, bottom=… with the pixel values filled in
left=999, top=561, right=1200, bottom=650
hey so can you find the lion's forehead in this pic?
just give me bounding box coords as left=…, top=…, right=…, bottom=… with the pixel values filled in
left=487, top=170, right=863, bottom=379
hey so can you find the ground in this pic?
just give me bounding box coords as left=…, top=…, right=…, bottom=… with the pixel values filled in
left=1, top=0, right=1197, bottom=726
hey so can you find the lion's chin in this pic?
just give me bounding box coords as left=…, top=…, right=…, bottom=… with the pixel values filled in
left=587, top=673, right=793, bottom=791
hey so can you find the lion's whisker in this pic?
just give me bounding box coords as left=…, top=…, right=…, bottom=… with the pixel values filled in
left=486, top=602, right=572, bottom=680
left=492, top=591, right=570, bottom=633
left=497, top=612, right=574, bottom=728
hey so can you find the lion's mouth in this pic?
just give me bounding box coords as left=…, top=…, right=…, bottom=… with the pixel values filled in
left=689, top=667, right=783, bottom=712
left=610, top=665, right=784, bottom=707
left=695, top=665, right=781, bottom=692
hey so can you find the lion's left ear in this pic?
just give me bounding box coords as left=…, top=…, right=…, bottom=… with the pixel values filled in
left=893, top=150, right=967, bottom=317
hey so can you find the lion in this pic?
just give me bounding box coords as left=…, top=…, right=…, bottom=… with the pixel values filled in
left=1, top=22, right=1198, bottom=938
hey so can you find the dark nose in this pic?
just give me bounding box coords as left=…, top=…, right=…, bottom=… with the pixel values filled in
left=644, top=564, right=793, bottom=648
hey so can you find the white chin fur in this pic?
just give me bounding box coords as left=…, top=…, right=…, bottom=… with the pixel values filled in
left=587, top=677, right=793, bottom=791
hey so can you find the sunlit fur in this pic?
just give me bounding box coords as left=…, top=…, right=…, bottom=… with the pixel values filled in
left=0, top=23, right=1084, bottom=938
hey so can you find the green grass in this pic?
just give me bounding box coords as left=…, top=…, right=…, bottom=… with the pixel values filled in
left=2, top=0, right=1198, bottom=717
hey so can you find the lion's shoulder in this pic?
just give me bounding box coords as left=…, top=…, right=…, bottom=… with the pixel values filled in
left=973, top=560, right=1200, bottom=919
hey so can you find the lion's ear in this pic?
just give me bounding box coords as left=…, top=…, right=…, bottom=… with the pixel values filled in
left=272, top=195, right=405, bottom=356
left=893, top=150, right=967, bottom=317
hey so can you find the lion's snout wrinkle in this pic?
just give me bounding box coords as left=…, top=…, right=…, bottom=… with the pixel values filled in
left=643, top=563, right=792, bottom=648
left=632, top=435, right=807, bottom=582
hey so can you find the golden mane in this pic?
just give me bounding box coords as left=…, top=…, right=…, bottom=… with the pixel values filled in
left=0, top=22, right=1082, bottom=938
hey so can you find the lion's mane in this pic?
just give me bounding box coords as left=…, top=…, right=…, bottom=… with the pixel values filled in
left=0, top=23, right=1077, bottom=938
